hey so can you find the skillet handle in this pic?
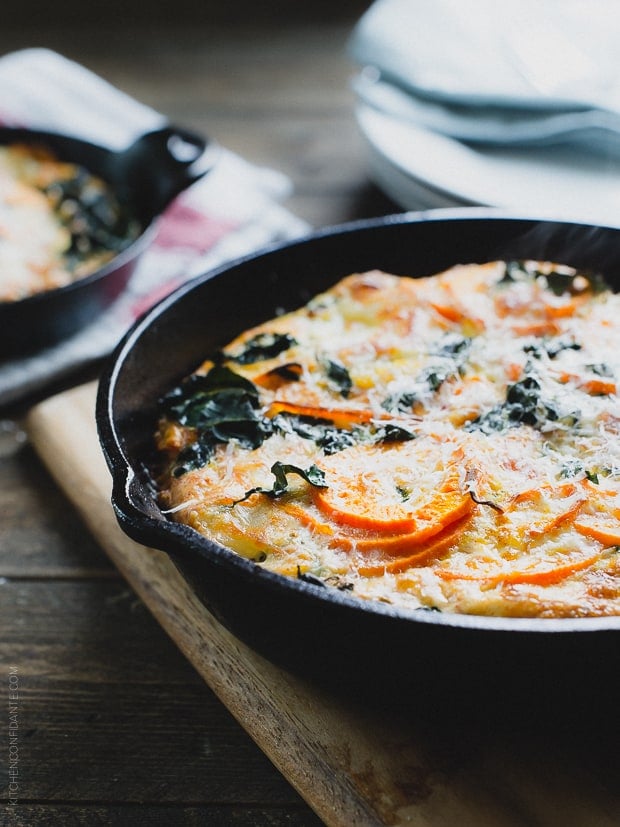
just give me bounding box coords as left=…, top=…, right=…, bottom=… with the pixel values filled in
left=111, top=125, right=219, bottom=219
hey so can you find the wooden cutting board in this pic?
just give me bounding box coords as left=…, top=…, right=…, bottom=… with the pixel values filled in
left=26, top=382, right=619, bottom=827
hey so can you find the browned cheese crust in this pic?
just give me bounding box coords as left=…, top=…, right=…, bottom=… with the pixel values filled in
left=155, top=261, right=620, bottom=618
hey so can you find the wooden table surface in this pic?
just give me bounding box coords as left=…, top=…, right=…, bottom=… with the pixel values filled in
left=0, top=8, right=406, bottom=826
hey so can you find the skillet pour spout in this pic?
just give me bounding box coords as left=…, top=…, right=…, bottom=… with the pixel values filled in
left=97, top=209, right=620, bottom=713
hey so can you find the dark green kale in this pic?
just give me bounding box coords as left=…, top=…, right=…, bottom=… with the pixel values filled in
left=497, top=260, right=530, bottom=285
left=45, top=168, right=138, bottom=269
left=231, top=461, right=327, bottom=505
left=497, top=260, right=606, bottom=296
left=381, top=365, right=457, bottom=412
left=222, top=332, right=297, bottom=365
left=273, top=412, right=414, bottom=455
left=436, top=334, right=472, bottom=356
left=323, top=358, right=353, bottom=398
left=560, top=460, right=611, bottom=485
left=395, top=484, right=411, bottom=502
left=296, top=567, right=327, bottom=588
left=374, top=423, right=416, bottom=444
left=523, top=338, right=582, bottom=360
left=382, top=391, right=419, bottom=413
left=171, top=442, right=215, bottom=478
left=587, top=363, right=614, bottom=378
left=265, top=362, right=303, bottom=382
left=559, top=459, right=584, bottom=479
left=160, top=366, right=273, bottom=475
left=382, top=335, right=470, bottom=412
left=540, top=268, right=604, bottom=297
left=272, top=413, right=359, bottom=454
left=468, top=373, right=573, bottom=434
left=504, top=376, right=555, bottom=426
left=424, top=366, right=452, bottom=392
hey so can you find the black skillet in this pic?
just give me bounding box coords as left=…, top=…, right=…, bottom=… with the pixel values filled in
left=97, top=209, right=620, bottom=717
left=0, top=125, right=217, bottom=356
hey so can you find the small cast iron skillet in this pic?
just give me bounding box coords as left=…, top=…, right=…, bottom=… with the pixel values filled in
left=0, top=125, right=217, bottom=355
left=97, top=210, right=620, bottom=715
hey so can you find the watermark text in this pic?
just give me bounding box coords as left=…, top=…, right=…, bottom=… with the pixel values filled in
left=7, top=666, right=19, bottom=810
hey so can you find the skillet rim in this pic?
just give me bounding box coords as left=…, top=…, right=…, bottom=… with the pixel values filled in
left=97, top=206, right=620, bottom=637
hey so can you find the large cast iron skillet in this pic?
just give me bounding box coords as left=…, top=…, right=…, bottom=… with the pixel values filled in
left=0, top=125, right=216, bottom=355
left=97, top=210, right=620, bottom=714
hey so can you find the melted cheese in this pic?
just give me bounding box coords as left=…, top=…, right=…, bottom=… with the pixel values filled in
left=156, top=261, right=620, bottom=618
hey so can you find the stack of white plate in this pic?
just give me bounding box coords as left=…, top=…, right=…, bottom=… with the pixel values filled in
left=349, top=0, right=620, bottom=226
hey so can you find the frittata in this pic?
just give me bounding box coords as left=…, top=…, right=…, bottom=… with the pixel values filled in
left=0, top=143, right=138, bottom=301
left=155, top=260, right=620, bottom=618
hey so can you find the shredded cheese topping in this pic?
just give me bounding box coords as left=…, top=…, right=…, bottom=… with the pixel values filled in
left=155, top=261, right=620, bottom=618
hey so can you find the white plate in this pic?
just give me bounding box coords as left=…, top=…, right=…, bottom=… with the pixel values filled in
left=357, top=103, right=620, bottom=227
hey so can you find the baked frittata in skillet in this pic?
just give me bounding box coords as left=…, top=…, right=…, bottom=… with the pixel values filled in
left=0, top=143, right=138, bottom=301
left=155, top=260, right=620, bottom=618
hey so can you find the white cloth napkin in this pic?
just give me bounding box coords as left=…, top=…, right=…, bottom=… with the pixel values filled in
left=349, top=0, right=620, bottom=219
left=0, top=48, right=309, bottom=410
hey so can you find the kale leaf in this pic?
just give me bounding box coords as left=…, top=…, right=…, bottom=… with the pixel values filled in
left=231, top=461, right=327, bottom=505
left=160, top=366, right=273, bottom=475
left=468, top=374, right=566, bottom=434
left=222, top=332, right=297, bottom=364
left=324, top=358, right=353, bottom=398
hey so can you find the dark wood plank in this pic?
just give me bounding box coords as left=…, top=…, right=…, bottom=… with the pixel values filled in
left=2, top=804, right=322, bottom=826
left=0, top=429, right=113, bottom=578
left=0, top=580, right=318, bottom=811
left=0, top=24, right=360, bottom=111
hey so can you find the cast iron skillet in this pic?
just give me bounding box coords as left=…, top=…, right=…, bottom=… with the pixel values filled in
left=97, top=209, right=620, bottom=715
left=0, top=124, right=217, bottom=355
